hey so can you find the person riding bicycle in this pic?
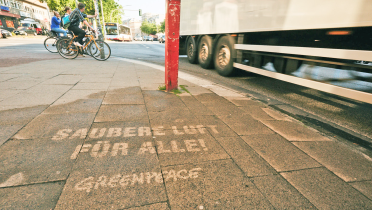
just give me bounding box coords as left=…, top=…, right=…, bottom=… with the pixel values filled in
left=68, top=3, right=97, bottom=47
left=51, top=11, right=67, bottom=37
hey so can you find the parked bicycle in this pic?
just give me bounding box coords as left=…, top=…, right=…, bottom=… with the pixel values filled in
left=56, top=30, right=111, bottom=61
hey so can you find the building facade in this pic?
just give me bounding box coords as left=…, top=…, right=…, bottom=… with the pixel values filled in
left=0, top=0, right=50, bottom=32
left=123, top=18, right=141, bottom=39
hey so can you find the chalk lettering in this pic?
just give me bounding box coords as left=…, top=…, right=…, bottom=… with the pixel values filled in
left=111, top=143, right=128, bottom=156
left=91, top=141, right=111, bottom=158
left=171, top=140, right=185, bottom=152
left=153, top=126, right=165, bottom=136
left=157, top=141, right=171, bottom=154
left=138, top=127, right=151, bottom=136
left=124, top=127, right=136, bottom=137
left=107, top=128, right=122, bottom=137
left=89, top=128, right=106, bottom=139
left=185, top=140, right=201, bottom=152
left=207, top=125, right=219, bottom=134
left=138, top=142, right=156, bottom=154
left=52, top=129, right=72, bottom=141
left=108, top=174, right=121, bottom=187
left=184, top=126, right=198, bottom=134
left=70, top=128, right=88, bottom=139
left=172, top=126, right=184, bottom=135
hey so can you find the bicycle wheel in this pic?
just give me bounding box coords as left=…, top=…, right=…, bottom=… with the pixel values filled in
left=44, top=37, right=58, bottom=53
left=57, top=38, right=79, bottom=59
left=89, top=40, right=111, bottom=61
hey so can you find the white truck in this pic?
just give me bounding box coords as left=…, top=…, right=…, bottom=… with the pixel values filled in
left=179, top=0, right=372, bottom=104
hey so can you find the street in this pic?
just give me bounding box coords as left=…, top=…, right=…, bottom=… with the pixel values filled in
left=0, top=37, right=372, bottom=209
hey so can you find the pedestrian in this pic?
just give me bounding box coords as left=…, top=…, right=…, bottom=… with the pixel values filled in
left=68, top=3, right=97, bottom=47
left=51, top=11, right=67, bottom=37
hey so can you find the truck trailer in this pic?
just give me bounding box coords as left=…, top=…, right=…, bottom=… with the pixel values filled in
left=179, top=0, right=372, bottom=104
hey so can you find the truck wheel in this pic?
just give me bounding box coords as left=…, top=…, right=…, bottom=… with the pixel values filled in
left=186, top=36, right=198, bottom=64
left=214, top=36, right=235, bottom=76
left=198, top=35, right=213, bottom=69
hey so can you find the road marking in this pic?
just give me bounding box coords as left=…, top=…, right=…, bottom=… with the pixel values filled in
left=52, top=125, right=218, bottom=141
left=74, top=168, right=202, bottom=192
left=70, top=139, right=209, bottom=159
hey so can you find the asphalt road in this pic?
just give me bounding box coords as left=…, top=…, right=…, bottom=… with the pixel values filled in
left=1, top=37, right=371, bottom=153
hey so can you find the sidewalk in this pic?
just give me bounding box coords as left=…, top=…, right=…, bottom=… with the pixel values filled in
left=0, top=57, right=372, bottom=209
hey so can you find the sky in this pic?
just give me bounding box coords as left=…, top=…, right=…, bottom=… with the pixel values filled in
left=117, top=0, right=166, bottom=20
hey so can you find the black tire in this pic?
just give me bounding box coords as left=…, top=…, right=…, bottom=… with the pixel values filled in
left=198, top=35, right=214, bottom=69
left=44, top=37, right=58, bottom=53
left=186, top=36, right=198, bottom=64
left=57, top=38, right=79, bottom=59
left=214, top=36, right=236, bottom=76
left=89, top=40, right=111, bottom=61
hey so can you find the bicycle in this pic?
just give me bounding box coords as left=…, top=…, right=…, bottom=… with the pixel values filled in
left=44, top=30, right=72, bottom=53
left=56, top=30, right=111, bottom=61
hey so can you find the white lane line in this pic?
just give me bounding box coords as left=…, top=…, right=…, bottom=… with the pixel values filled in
left=112, top=56, right=246, bottom=98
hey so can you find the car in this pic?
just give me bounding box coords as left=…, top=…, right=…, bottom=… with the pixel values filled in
left=159, top=35, right=165, bottom=43
left=134, top=36, right=143, bottom=41
left=14, top=23, right=37, bottom=36
left=148, top=36, right=153, bottom=41
left=0, top=29, right=12, bottom=38
left=151, top=35, right=158, bottom=41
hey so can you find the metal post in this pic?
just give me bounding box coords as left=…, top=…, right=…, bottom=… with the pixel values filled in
left=165, top=0, right=181, bottom=91
left=93, top=0, right=105, bottom=59
left=99, top=0, right=105, bottom=38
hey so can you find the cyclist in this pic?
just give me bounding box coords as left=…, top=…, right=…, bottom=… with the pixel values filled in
left=51, top=11, right=67, bottom=37
left=68, top=3, right=97, bottom=47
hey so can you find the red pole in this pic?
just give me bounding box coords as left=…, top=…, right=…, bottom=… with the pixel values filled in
left=165, top=0, right=181, bottom=91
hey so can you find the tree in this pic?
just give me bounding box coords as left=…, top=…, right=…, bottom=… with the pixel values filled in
left=140, top=20, right=157, bottom=35
left=159, top=21, right=165, bottom=33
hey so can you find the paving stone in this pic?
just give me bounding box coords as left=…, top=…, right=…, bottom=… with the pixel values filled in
left=0, top=181, right=64, bottom=210
left=163, top=159, right=274, bottom=209
left=103, top=93, right=144, bottom=105
left=281, top=167, right=372, bottom=209
left=0, top=105, right=47, bottom=126
left=79, top=77, right=112, bottom=83
left=148, top=110, right=201, bottom=129
left=261, top=107, right=293, bottom=121
left=293, top=141, right=372, bottom=182
left=41, top=75, right=82, bottom=85
left=216, top=137, right=276, bottom=177
left=262, top=120, right=331, bottom=141
left=241, top=134, right=321, bottom=172
left=44, top=99, right=102, bottom=114
left=13, top=113, right=96, bottom=140
left=0, top=125, right=23, bottom=146
left=55, top=147, right=166, bottom=209
left=194, top=93, right=233, bottom=105
left=0, top=81, right=40, bottom=90
left=240, top=106, right=276, bottom=121
left=350, top=181, right=372, bottom=200
left=155, top=133, right=229, bottom=166
left=72, top=82, right=110, bottom=90
left=226, top=97, right=265, bottom=107
left=106, top=86, right=142, bottom=95
left=0, top=138, right=83, bottom=186
left=183, top=85, right=212, bottom=95
left=219, top=114, right=275, bottom=135
left=251, top=175, right=316, bottom=210
left=95, top=105, right=148, bottom=122
left=179, top=95, right=214, bottom=115
left=206, top=103, right=247, bottom=116
left=125, top=203, right=169, bottom=210
left=0, top=89, right=23, bottom=100
left=145, top=96, right=187, bottom=112
left=196, top=115, right=238, bottom=137
left=52, top=90, right=106, bottom=105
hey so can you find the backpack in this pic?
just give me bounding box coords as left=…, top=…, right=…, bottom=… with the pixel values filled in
left=61, top=14, right=70, bottom=29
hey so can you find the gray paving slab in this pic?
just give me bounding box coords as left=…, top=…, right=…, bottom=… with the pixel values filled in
left=72, top=82, right=110, bottom=90
left=196, top=115, right=238, bottom=137
left=216, top=136, right=276, bottom=177
left=179, top=95, right=215, bottom=115
left=0, top=74, right=20, bottom=82
left=0, top=105, right=47, bottom=126
left=163, top=159, right=274, bottom=209
left=294, top=141, right=372, bottom=182
left=125, top=203, right=169, bottom=210
left=94, top=105, right=148, bottom=122
left=206, top=103, right=248, bottom=116
left=109, top=80, right=140, bottom=87
left=251, top=175, right=316, bottom=210
left=79, top=77, right=112, bottom=83
left=350, top=181, right=372, bottom=200
left=145, top=96, right=187, bottom=112
left=0, top=181, right=64, bottom=210
left=240, top=106, right=276, bottom=121
left=262, top=120, right=331, bottom=141
left=0, top=81, right=40, bottom=90
left=55, top=146, right=166, bottom=209
left=0, top=89, right=23, bottom=101
left=41, top=75, right=82, bottom=85
left=281, top=167, right=372, bottom=209
left=13, top=113, right=96, bottom=140
left=44, top=99, right=103, bottom=114
left=241, top=134, right=321, bottom=172
left=226, top=98, right=265, bottom=107
left=106, top=86, right=142, bottom=95
left=183, top=85, right=212, bottom=95
left=103, top=93, right=144, bottom=105
left=219, top=114, right=275, bottom=135
left=194, top=93, right=233, bottom=105
left=52, top=90, right=106, bottom=105
left=0, top=138, right=83, bottom=187
left=0, top=124, right=24, bottom=146
left=155, top=133, right=230, bottom=166
left=261, top=107, right=293, bottom=121
left=148, top=111, right=201, bottom=129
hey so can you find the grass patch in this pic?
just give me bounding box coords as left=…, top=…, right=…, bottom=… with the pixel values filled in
left=158, top=85, right=166, bottom=91
left=171, top=89, right=182, bottom=94
left=179, top=85, right=190, bottom=93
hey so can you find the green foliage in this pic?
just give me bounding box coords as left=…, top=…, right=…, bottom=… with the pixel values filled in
left=140, top=20, right=157, bottom=35
left=158, top=85, right=166, bottom=91
left=40, top=0, right=123, bottom=23
left=159, top=21, right=165, bottom=33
